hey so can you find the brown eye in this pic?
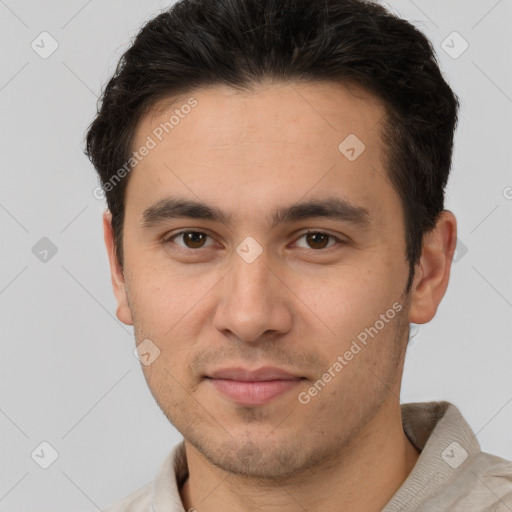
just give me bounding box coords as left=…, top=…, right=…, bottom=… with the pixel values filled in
left=182, top=231, right=207, bottom=248
left=166, top=231, right=214, bottom=250
left=305, top=232, right=330, bottom=249
left=295, top=231, right=340, bottom=250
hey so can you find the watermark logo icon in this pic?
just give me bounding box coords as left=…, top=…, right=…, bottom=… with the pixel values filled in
left=236, top=236, right=263, bottom=263
left=32, top=237, right=58, bottom=263
left=31, top=441, right=59, bottom=469
left=441, top=441, right=468, bottom=469
left=133, top=339, right=161, bottom=366
left=31, top=32, right=59, bottom=59
left=453, top=238, right=468, bottom=263
left=338, top=134, right=366, bottom=161
left=441, top=31, right=469, bottom=59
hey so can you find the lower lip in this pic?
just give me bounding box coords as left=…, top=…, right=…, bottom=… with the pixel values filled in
left=207, top=378, right=304, bottom=406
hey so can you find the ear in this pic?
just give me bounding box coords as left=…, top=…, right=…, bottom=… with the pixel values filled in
left=103, top=210, right=133, bottom=325
left=408, top=210, right=457, bottom=324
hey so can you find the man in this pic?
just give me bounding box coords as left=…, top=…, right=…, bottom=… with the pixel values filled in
left=84, top=0, right=512, bottom=510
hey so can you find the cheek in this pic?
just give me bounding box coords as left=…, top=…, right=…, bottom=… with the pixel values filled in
left=126, top=258, right=207, bottom=333
left=127, top=261, right=219, bottom=382
left=290, top=259, right=400, bottom=343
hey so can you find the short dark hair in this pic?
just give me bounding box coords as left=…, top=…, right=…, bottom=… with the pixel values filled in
left=84, top=0, right=459, bottom=293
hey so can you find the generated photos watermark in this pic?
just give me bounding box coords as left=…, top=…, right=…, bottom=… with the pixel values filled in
left=298, top=301, right=403, bottom=404
left=93, top=97, right=198, bottom=200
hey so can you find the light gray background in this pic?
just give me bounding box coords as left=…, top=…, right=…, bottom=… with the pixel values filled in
left=0, top=0, right=511, bottom=510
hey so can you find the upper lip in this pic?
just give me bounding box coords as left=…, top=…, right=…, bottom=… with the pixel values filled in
left=207, top=366, right=303, bottom=381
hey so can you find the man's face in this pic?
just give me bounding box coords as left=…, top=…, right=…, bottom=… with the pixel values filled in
left=112, top=81, right=414, bottom=478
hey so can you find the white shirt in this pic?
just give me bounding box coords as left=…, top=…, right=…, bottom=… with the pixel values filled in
left=102, top=401, right=512, bottom=511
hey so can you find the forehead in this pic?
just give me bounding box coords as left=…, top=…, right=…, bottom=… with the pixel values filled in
left=126, top=80, right=397, bottom=228
left=140, top=80, right=386, bottom=151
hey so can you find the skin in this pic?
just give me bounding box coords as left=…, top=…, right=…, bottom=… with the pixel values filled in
left=103, top=80, right=457, bottom=512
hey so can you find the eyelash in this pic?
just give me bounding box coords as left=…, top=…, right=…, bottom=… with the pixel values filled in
left=162, top=229, right=346, bottom=254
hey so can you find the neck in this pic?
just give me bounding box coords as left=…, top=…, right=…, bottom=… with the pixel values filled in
left=179, top=400, right=420, bottom=512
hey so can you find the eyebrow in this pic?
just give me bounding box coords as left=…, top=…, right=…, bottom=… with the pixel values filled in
left=141, top=196, right=373, bottom=229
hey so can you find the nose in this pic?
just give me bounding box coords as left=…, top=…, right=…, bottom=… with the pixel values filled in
left=212, top=245, right=293, bottom=343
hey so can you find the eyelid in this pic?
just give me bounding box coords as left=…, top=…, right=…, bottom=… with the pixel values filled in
left=292, top=229, right=347, bottom=250
left=162, top=229, right=219, bottom=250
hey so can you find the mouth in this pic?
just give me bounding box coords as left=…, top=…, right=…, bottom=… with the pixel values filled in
left=204, top=366, right=307, bottom=406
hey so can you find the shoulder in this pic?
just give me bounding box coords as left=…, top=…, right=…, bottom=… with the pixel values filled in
left=391, top=401, right=512, bottom=511
left=446, top=451, right=512, bottom=511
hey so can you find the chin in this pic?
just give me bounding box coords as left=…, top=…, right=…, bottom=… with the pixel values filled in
left=191, top=435, right=323, bottom=481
